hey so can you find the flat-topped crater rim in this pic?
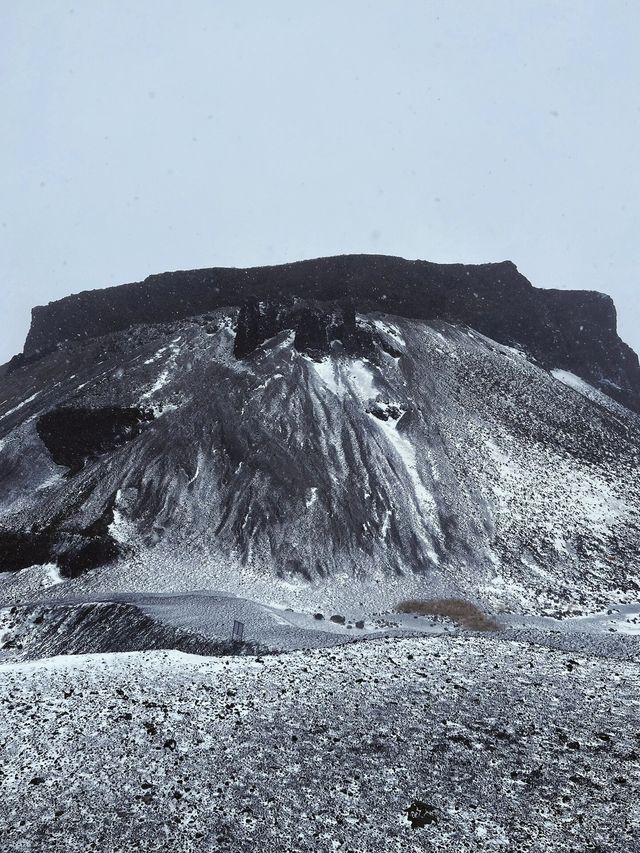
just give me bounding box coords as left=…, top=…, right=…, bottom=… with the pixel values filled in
left=24, top=253, right=616, bottom=347
left=14, top=252, right=640, bottom=412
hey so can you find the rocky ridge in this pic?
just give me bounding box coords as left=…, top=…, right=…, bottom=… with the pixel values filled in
left=18, top=255, right=640, bottom=412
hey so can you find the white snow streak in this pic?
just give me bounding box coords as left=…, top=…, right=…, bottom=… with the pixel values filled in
left=0, top=391, right=41, bottom=420
left=551, top=369, right=599, bottom=399
left=373, top=417, right=439, bottom=562
left=308, top=357, right=378, bottom=401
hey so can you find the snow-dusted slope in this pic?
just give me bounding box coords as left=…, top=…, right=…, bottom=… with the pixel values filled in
left=1, top=304, right=639, bottom=617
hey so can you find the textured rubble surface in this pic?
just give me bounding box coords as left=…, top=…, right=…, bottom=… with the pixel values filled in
left=1, top=635, right=639, bottom=852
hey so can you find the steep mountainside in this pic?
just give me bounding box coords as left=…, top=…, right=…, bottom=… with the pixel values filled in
left=1, top=256, right=639, bottom=618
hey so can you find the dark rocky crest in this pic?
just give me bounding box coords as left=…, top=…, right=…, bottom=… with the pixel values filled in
left=234, top=298, right=376, bottom=359
left=20, top=254, right=640, bottom=411
left=233, top=299, right=286, bottom=359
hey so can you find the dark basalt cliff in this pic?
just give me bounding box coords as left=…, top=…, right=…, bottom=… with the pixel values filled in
left=0, top=503, right=120, bottom=579
left=20, top=254, right=640, bottom=411
left=233, top=300, right=384, bottom=360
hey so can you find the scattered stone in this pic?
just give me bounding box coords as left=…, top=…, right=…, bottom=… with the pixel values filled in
left=406, top=800, right=438, bottom=828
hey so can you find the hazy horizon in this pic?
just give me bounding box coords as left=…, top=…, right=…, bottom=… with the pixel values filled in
left=2, top=1, right=639, bottom=361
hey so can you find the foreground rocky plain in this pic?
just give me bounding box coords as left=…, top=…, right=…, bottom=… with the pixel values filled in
left=1, top=633, right=639, bottom=852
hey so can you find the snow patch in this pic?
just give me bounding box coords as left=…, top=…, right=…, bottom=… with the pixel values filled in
left=143, top=347, right=168, bottom=366
left=347, top=360, right=378, bottom=400
left=0, top=391, right=41, bottom=420
left=380, top=508, right=392, bottom=539
left=141, top=369, right=170, bottom=398
left=551, top=369, right=599, bottom=399
left=307, top=357, right=342, bottom=396
left=42, top=563, right=65, bottom=588
left=141, top=339, right=183, bottom=400
left=188, top=454, right=202, bottom=486
left=372, top=320, right=405, bottom=346
left=109, top=491, right=138, bottom=545
left=307, top=357, right=378, bottom=401
left=372, top=416, right=439, bottom=561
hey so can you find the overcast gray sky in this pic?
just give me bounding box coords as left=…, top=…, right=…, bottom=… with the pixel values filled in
left=1, top=0, right=638, bottom=364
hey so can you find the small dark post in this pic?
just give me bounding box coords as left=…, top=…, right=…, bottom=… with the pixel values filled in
left=232, top=620, right=244, bottom=643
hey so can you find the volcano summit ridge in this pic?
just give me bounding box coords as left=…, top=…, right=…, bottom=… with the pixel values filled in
left=19, top=254, right=640, bottom=411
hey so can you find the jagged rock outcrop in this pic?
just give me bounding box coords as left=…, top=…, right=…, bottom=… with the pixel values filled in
left=19, top=255, right=640, bottom=411
left=233, top=299, right=378, bottom=359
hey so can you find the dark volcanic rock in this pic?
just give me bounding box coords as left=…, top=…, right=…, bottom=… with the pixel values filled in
left=53, top=533, right=121, bottom=579
left=233, top=300, right=287, bottom=359
left=0, top=529, right=53, bottom=572
left=406, top=800, right=438, bottom=829
left=21, top=254, right=640, bottom=411
left=36, top=406, right=154, bottom=471
left=0, top=501, right=121, bottom=577
left=234, top=298, right=375, bottom=358
left=2, top=347, right=57, bottom=377
left=0, top=527, right=120, bottom=577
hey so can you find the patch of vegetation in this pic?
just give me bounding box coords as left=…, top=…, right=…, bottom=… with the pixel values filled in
left=396, top=598, right=501, bottom=632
